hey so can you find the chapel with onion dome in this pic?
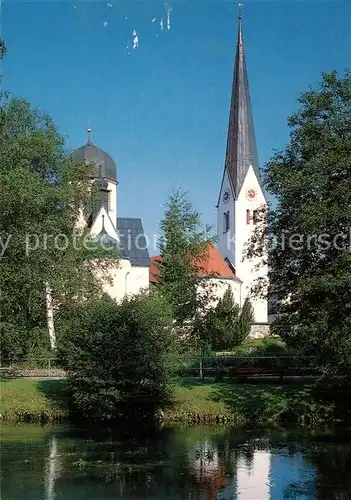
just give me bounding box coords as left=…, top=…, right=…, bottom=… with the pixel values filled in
left=72, top=130, right=150, bottom=301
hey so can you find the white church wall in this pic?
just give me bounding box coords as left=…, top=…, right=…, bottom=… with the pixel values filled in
left=196, top=278, right=242, bottom=310
left=125, top=265, right=149, bottom=297
left=107, top=180, right=117, bottom=226
left=94, top=259, right=148, bottom=302
left=90, top=207, right=119, bottom=241
left=217, top=169, right=235, bottom=264
left=93, top=259, right=131, bottom=302
left=234, top=165, right=268, bottom=324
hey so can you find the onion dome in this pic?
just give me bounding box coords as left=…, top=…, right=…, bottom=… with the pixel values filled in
left=72, top=129, right=117, bottom=181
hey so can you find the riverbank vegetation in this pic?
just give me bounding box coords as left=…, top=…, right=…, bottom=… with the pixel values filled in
left=57, top=292, right=178, bottom=421
left=0, top=377, right=342, bottom=426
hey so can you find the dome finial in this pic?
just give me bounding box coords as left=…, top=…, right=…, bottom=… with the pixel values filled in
left=87, top=127, right=92, bottom=145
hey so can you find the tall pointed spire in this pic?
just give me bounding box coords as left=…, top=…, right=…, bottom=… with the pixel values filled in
left=224, top=10, right=260, bottom=198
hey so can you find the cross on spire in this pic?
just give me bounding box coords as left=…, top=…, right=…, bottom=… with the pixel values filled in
left=87, top=119, right=93, bottom=145
left=87, top=127, right=93, bottom=146
left=238, top=1, right=243, bottom=20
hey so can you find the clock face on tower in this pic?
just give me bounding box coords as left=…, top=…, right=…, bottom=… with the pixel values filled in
left=246, top=188, right=257, bottom=201
left=222, top=189, right=231, bottom=204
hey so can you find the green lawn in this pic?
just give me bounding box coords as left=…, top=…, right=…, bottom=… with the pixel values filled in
left=167, top=377, right=329, bottom=424
left=0, top=378, right=69, bottom=421
left=0, top=377, right=333, bottom=425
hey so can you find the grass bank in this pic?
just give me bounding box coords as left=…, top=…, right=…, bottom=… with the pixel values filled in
left=0, top=377, right=337, bottom=425
left=0, top=379, right=69, bottom=422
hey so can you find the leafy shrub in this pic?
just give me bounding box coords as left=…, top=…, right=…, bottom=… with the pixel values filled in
left=0, top=323, right=27, bottom=365
left=206, top=288, right=254, bottom=351
left=233, top=337, right=290, bottom=356
left=57, top=292, right=177, bottom=421
left=206, top=287, right=240, bottom=351
left=0, top=323, right=52, bottom=367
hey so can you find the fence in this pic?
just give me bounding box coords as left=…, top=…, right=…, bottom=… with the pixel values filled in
left=178, top=355, right=319, bottom=377
left=0, top=357, right=64, bottom=378
left=1, top=355, right=320, bottom=379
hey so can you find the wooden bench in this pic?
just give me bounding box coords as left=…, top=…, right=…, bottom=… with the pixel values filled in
left=227, top=366, right=319, bottom=382
left=233, top=366, right=286, bottom=382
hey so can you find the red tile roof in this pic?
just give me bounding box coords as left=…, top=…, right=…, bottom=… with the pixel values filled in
left=149, top=255, right=162, bottom=284
left=149, top=243, right=235, bottom=284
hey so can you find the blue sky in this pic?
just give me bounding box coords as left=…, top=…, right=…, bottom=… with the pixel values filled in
left=2, top=0, right=350, bottom=253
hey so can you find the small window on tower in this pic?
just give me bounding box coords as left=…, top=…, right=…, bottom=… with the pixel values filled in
left=253, top=209, right=258, bottom=225
left=101, top=189, right=109, bottom=211
left=107, top=191, right=111, bottom=211
left=246, top=209, right=251, bottom=225
left=223, top=211, right=230, bottom=233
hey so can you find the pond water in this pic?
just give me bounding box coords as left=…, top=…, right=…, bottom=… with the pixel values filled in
left=1, top=424, right=351, bottom=499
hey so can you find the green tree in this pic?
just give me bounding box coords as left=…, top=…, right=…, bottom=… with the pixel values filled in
left=156, top=189, right=213, bottom=323
left=0, top=98, right=112, bottom=363
left=237, top=299, right=254, bottom=342
left=247, top=71, right=351, bottom=372
left=207, top=287, right=240, bottom=351
left=155, top=190, right=218, bottom=379
left=206, top=289, right=254, bottom=351
left=191, top=279, right=221, bottom=379
left=58, top=292, right=177, bottom=420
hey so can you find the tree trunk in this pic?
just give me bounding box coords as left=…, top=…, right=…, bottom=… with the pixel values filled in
left=45, top=282, right=56, bottom=350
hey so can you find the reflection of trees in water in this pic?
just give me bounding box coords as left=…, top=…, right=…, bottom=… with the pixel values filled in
left=3, top=425, right=351, bottom=499
left=188, top=441, right=228, bottom=499
left=284, top=442, right=351, bottom=499
left=62, top=427, right=351, bottom=499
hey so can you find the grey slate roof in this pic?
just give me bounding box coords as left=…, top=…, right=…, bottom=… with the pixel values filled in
left=117, top=217, right=150, bottom=267
left=72, top=142, right=117, bottom=181
left=224, top=19, right=265, bottom=199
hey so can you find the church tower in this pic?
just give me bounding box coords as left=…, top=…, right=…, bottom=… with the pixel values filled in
left=217, top=11, right=268, bottom=326
left=72, top=129, right=119, bottom=243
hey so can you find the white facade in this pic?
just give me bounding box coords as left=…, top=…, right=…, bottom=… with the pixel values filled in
left=95, top=259, right=149, bottom=303
left=89, top=211, right=149, bottom=303
left=217, top=169, right=235, bottom=262
left=217, top=166, right=268, bottom=324
left=90, top=206, right=119, bottom=241
left=196, top=277, right=242, bottom=311
left=234, top=167, right=268, bottom=323
left=107, top=179, right=117, bottom=224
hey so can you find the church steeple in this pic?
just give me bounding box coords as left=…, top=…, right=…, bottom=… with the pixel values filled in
left=217, top=8, right=269, bottom=328
left=224, top=11, right=261, bottom=198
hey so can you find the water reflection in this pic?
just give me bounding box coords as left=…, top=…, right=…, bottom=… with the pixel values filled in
left=236, top=450, right=270, bottom=499
left=1, top=424, right=350, bottom=499
left=45, top=436, right=60, bottom=500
